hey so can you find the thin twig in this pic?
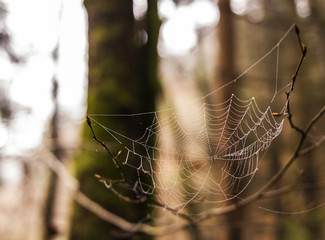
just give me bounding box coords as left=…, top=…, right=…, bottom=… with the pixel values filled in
left=195, top=103, right=325, bottom=223
left=86, top=116, right=128, bottom=182
left=302, top=105, right=325, bottom=135
left=272, top=25, right=306, bottom=125
left=298, top=135, right=325, bottom=157
left=35, top=149, right=151, bottom=233
left=283, top=25, right=307, bottom=135
left=86, top=115, right=195, bottom=223
left=262, top=182, right=325, bottom=199
left=195, top=23, right=311, bottom=223
left=80, top=25, right=325, bottom=235
left=74, top=191, right=143, bottom=232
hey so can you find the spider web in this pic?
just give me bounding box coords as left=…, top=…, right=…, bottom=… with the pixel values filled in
left=88, top=25, right=298, bottom=221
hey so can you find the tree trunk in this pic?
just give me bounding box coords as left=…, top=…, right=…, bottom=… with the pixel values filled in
left=45, top=77, right=75, bottom=240
left=72, top=0, right=159, bottom=239
left=217, top=0, right=235, bottom=100
left=216, top=1, right=244, bottom=239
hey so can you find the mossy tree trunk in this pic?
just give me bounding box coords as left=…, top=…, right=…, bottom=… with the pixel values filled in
left=71, top=1, right=160, bottom=239
left=216, top=0, right=245, bottom=239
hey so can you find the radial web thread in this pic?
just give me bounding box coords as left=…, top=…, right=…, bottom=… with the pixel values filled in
left=88, top=25, right=299, bottom=219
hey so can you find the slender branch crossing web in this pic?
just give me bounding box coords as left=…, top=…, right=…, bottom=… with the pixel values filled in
left=87, top=24, right=304, bottom=222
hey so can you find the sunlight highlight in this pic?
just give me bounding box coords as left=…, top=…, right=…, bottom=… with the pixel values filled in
left=158, top=0, right=219, bottom=56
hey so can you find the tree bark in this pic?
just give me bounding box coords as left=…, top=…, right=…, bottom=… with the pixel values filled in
left=72, top=1, right=159, bottom=239
left=216, top=1, right=244, bottom=239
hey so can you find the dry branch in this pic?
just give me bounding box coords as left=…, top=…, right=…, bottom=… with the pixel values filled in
left=36, top=25, right=324, bottom=236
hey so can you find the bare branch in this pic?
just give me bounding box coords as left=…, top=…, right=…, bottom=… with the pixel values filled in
left=86, top=115, right=195, bottom=223
left=74, top=191, right=142, bottom=232
left=262, top=182, right=325, bottom=199
left=157, top=103, right=325, bottom=228
left=298, top=135, right=325, bottom=157
left=194, top=24, right=313, bottom=223
left=76, top=25, right=324, bottom=235
left=86, top=116, right=128, bottom=182
left=34, top=149, right=158, bottom=235
left=303, top=105, right=325, bottom=136
left=285, top=25, right=307, bottom=135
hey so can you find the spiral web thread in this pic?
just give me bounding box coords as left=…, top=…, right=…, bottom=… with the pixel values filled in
left=88, top=25, right=297, bottom=219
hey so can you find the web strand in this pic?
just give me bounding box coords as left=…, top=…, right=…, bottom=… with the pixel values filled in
left=88, top=24, right=299, bottom=221
left=87, top=95, right=285, bottom=211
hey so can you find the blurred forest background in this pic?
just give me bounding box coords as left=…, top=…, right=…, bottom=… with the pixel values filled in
left=0, top=0, right=324, bottom=240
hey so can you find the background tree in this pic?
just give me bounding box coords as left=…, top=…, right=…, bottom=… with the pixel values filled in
left=71, top=1, right=160, bottom=239
left=215, top=0, right=245, bottom=239
left=228, top=1, right=325, bottom=239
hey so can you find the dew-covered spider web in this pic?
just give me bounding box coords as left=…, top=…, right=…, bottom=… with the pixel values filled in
left=87, top=25, right=301, bottom=222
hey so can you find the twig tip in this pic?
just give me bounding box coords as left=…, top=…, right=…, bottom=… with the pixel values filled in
left=86, top=115, right=91, bottom=125
left=116, top=150, right=122, bottom=158
left=272, top=112, right=284, bottom=117
left=302, top=44, right=307, bottom=54
left=94, top=173, right=102, bottom=179
left=294, top=24, right=300, bottom=35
